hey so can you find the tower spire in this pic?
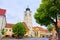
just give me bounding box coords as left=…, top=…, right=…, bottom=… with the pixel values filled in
left=27, top=5, right=29, bottom=8
left=26, top=5, right=30, bottom=11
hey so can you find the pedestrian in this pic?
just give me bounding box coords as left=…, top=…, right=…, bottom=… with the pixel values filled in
left=49, top=35, right=53, bottom=40
left=42, top=36, right=48, bottom=40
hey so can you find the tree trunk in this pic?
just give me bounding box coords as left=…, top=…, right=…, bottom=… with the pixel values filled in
left=54, top=8, right=59, bottom=40
left=17, top=35, right=19, bottom=38
left=57, top=33, right=60, bottom=40
left=55, top=24, right=60, bottom=40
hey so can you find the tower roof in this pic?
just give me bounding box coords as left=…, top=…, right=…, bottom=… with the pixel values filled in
left=26, top=8, right=30, bottom=11
left=0, top=8, right=6, bottom=15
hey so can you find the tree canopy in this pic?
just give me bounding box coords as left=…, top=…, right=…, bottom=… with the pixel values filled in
left=47, top=25, right=52, bottom=32
left=34, top=0, right=60, bottom=26
left=12, top=22, right=26, bottom=37
left=1, top=28, right=5, bottom=35
left=34, top=0, right=60, bottom=40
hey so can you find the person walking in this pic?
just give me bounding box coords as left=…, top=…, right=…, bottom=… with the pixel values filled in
left=41, top=36, right=48, bottom=40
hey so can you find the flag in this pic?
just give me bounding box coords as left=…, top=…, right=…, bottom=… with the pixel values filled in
left=0, top=9, right=6, bottom=15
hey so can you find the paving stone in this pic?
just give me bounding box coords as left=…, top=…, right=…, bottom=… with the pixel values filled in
left=2, top=38, right=49, bottom=40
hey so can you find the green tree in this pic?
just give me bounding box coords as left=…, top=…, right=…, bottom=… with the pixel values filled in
left=12, top=22, right=26, bottom=38
left=47, top=25, right=52, bottom=32
left=1, top=28, right=5, bottom=35
left=34, top=0, right=60, bottom=40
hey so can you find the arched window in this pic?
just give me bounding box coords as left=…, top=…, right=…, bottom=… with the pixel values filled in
left=25, top=14, right=27, bottom=16
left=29, top=14, right=31, bottom=16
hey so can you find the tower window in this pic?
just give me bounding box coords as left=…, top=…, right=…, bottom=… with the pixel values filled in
left=25, top=14, right=27, bottom=16
left=9, top=29, right=11, bottom=31
left=29, top=14, right=31, bottom=16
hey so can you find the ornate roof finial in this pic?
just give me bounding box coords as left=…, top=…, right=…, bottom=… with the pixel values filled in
left=27, top=5, right=29, bottom=8
left=26, top=5, right=30, bottom=11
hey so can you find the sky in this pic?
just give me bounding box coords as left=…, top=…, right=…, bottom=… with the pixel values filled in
left=0, top=0, right=47, bottom=29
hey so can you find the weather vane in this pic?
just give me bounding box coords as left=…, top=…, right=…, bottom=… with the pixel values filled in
left=27, top=5, right=29, bottom=8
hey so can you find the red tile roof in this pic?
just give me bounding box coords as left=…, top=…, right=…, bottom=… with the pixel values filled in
left=22, top=22, right=29, bottom=30
left=43, top=30, right=49, bottom=32
left=0, top=9, right=6, bottom=15
left=33, top=26, right=49, bottom=32
left=5, top=23, right=15, bottom=28
left=33, top=26, right=44, bottom=30
left=5, top=22, right=29, bottom=30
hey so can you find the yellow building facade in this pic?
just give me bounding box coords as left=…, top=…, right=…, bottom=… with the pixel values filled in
left=3, top=22, right=30, bottom=38
left=32, top=26, right=51, bottom=38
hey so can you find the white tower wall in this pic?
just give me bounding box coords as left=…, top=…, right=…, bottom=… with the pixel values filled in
left=0, top=15, right=6, bottom=36
left=24, top=8, right=33, bottom=37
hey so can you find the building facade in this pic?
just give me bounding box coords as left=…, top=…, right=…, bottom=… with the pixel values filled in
left=3, top=22, right=29, bottom=38
left=33, top=26, right=50, bottom=38
left=0, top=9, right=6, bottom=38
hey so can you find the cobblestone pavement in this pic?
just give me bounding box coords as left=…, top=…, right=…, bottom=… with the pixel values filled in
left=2, top=38, right=49, bottom=40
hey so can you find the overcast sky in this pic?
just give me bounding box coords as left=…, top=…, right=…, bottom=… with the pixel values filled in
left=0, top=0, right=47, bottom=29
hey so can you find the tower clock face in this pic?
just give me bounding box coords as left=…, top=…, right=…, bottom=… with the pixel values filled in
left=25, top=13, right=31, bottom=16
left=26, top=11, right=30, bottom=13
